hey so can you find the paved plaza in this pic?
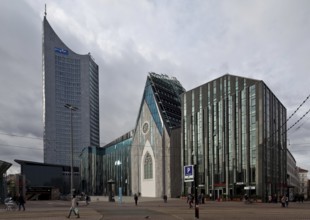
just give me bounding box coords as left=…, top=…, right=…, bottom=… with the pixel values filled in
left=0, top=197, right=309, bottom=220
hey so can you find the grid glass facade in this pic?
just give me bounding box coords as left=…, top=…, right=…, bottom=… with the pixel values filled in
left=181, top=74, right=287, bottom=201
left=80, top=146, right=104, bottom=195
left=102, top=132, right=133, bottom=196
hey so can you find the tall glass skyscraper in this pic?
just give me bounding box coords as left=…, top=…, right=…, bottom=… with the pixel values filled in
left=42, top=15, right=99, bottom=167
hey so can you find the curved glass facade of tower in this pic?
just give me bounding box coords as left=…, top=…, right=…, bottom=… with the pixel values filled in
left=43, top=16, right=99, bottom=167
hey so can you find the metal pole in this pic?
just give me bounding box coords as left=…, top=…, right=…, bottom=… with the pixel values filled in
left=212, top=162, right=214, bottom=201
left=64, top=104, right=78, bottom=197
left=70, top=108, right=73, bottom=196
left=115, top=160, right=122, bottom=204
left=194, top=164, right=199, bottom=219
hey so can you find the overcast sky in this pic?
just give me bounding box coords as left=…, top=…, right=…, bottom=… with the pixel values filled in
left=0, top=0, right=310, bottom=177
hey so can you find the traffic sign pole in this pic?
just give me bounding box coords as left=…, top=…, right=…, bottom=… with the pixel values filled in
left=194, top=164, right=199, bottom=219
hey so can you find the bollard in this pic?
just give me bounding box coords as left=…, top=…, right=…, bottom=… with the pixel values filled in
left=195, top=204, right=199, bottom=219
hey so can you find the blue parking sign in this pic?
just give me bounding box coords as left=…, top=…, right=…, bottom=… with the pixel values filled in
left=184, top=165, right=194, bottom=182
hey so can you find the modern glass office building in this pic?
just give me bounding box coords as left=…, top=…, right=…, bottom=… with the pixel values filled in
left=102, top=131, right=133, bottom=197
left=181, top=74, right=287, bottom=201
left=80, top=146, right=104, bottom=195
left=42, top=15, right=99, bottom=167
left=80, top=131, right=133, bottom=197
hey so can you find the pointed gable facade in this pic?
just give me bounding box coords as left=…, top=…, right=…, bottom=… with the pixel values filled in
left=131, top=73, right=185, bottom=197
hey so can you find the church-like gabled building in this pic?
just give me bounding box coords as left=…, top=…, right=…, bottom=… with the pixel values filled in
left=131, top=72, right=185, bottom=197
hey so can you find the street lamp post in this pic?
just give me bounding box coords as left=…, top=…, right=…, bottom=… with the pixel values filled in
left=115, top=160, right=122, bottom=204
left=64, top=104, right=78, bottom=196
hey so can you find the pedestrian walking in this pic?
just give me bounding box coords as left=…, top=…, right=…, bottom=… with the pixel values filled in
left=85, top=195, right=90, bottom=206
left=273, top=194, right=278, bottom=203
left=285, top=195, right=289, bottom=207
left=188, top=194, right=194, bottom=208
left=18, top=194, right=25, bottom=211
left=268, top=195, right=272, bottom=203
left=198, top=193, right=202, bottom=204
left=134, top=193, right=138, bottom=206
left=163, top=195, right=167, bottom=203
left=281, top=195, right=285, bottom=207
left=67, top=195, right=80, bottom=218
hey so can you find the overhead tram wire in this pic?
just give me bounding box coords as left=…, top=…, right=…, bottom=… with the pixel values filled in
left=283, top=93, right=310, bottom=132
left=0, top=131, right=43, bottom=140
left=266, top=93, right=310, bottom=137
left=0, top=143, right=43, bottom=151
left=1, top=94, right=309, bottom=148
left=0, top=131, right=96, bottom=146
left=287, top=107, right=310, bottom=133
left=286, top=94, right=310, bottom=122
left=1, top=140, right=309, bottom=158
left=288, top=116, right=310, bottom=135
left=0, top=143, right=88, bottom=154
left=285, top=94, right=310, bottom=134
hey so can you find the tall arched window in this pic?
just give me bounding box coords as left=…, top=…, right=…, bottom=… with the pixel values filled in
left=144, top=152, right=153, bottom=179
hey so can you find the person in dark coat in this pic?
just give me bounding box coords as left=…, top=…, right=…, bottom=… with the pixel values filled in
left=85, top=195, right=90, bottom=205
left=18, top=194, right=25, bottom=211
left=163, top=195, right=168, bottom=203
left=134, top=193, right=138, bottom=206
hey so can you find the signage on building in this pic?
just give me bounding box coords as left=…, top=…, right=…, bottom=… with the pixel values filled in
left=54, top=47, right=69, bottom=55
left=184, top=165, right=194, bottom=182
left=244, top=186, right=255, bottom=190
